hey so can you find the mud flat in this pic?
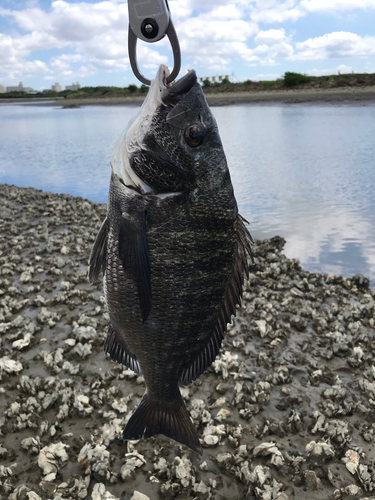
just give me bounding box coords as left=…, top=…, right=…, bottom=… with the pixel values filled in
left=204, top=87, right=375, bottom=106
left=2, top=87, right=375, bottom=108
left=1, top=183, right=375, bottom=500
left=30, top=86, right=375, bottom=108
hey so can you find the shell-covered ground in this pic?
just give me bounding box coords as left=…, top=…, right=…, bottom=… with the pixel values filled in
left=1, top=184, right=375, bottom=500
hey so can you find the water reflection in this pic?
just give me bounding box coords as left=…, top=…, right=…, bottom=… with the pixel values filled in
left=0, top=101, right=374, bottom=283
left=212, top=103, right=375, bottom=283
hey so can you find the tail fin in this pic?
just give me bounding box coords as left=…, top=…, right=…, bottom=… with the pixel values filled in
left=123, top=393, right=202, bottom=455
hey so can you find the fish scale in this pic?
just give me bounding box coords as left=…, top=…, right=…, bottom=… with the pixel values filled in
left=89, top=65, right=252, bottom=454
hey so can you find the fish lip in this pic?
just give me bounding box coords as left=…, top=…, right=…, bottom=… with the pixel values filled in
left=155, top=64, right=170, bottom=89
left=149, top=65, right=198, bottom=104
left=162, top=70, right=197, bottom=103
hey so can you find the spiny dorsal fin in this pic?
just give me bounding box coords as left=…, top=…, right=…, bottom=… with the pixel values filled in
left=104, top=325, right=141, bottom=374
left=118, top=211, right=152, bottom=323
left=179, top=214, right=253, bottom=385
left=88, top=216, right=108, bottom=284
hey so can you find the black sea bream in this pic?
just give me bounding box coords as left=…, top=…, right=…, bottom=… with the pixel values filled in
left=89, top=65, right=252, bottom=454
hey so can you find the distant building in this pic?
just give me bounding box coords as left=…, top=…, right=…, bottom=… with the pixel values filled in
left=65, top=82, right=81, bottom=91
left=0, top=85, right=6, bottom=93
left=199, top=75, right=229, bottom=83
left=51, top=82, right=62, bottom=92
left=6, top=82, right=34, bottom=93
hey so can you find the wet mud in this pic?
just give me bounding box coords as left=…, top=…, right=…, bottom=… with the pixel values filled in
left=1, top=184, right=375, bottom=500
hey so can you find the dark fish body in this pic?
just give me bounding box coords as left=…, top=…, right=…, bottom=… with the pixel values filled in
left=89, top=66, right=252, bottom=454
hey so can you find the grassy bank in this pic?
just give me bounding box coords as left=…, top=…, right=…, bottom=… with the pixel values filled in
left=203, top=71, right=375, bottom=94
left=2, top=72, right=375, bottom=101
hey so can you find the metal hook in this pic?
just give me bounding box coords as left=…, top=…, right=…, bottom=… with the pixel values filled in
left=128, top=0, right=181, bottom=86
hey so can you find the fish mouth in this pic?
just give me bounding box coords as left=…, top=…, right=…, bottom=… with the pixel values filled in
left=147, top=65, right=198, bottom=107
left=154, top=64, right=170, bottom=88
left=163, top=69, right=197, bottom=104
left=143, top=64, right=170, bottom=107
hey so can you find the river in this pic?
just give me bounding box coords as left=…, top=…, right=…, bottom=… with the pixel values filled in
left=1, top=100, right=375, bottom=283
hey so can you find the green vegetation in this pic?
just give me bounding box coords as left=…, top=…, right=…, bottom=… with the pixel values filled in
left=65, top=85, right=142, bottom=97
left=283, top=71, right=311, bottom=87
left=259, top=80, right=279, bottom=88
left=0, top=84, right=145, bottom=100
left=1, top=72, right=375, bottom=101
left=202, top=71, right=375, bottom=94
left=0, top=90, right=62, bottom=99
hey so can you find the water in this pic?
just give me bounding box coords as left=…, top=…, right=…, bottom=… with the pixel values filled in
left=1, top=100, right=375, bottom=283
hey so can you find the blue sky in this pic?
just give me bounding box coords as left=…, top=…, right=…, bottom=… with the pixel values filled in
left=1, top=0, right=375, bottom=90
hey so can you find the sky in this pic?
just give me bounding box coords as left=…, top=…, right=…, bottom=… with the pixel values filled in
left=1, top=0, right=375, bottom=90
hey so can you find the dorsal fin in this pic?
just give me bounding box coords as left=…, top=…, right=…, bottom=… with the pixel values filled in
left=179, top=215, right=253, bottom=385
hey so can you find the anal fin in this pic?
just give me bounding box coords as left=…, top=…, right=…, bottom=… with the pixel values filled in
left=104, top=325, right=141, bottom=374
left=179, top=326, right=224, bottom=385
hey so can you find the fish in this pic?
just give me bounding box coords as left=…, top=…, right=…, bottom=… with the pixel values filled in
left=88, top=65, right=252, bottom=455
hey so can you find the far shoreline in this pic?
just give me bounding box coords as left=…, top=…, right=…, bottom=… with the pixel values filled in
left=2, top=86, right=375, bottom=107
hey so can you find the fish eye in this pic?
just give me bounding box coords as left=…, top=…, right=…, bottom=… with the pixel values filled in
left=185, top=124, right=205, bottom=147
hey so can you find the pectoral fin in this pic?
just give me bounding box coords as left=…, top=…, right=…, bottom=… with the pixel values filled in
left=118, top=211, right=152, bottom=323
left=88, top=216, right=108, bottom=284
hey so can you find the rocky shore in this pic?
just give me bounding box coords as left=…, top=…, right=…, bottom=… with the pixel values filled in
left=1, top=184, right=375, bottom=500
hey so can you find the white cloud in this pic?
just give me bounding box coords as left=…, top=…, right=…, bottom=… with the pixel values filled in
left=255, top=28, right=287, bottom=45
left=168, top=0, right=192, bottom=21
left=1, top=1, right=127, bottom=41
left=301, top=0, right=375, bottom=12
left=2, top=0, right=254, bottom=81
left=0, top=32, right=52, bottom=81
left=50, top=53, right=82, bottom=71
left=1, top=0, right=375, bottom=85
left=253, top=29, right=294, bottom=65
left=294, top=32, right=375, bottom=60
left=0, top=1, right=170, bottom=83
left=306, top=64, right=354, bottom=76
left=337, top=64, right=354, bottom=73
left=253, top=72, right=282, bottom=80
left=251, top=0, right=305, bottom=23
left=177, top=13, right=258, bottom=70
left=208, top=4, right=244, bottom=19
left=233, top=42, right=260, bottom=64
left=0, top=1, right=132, bottom=83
